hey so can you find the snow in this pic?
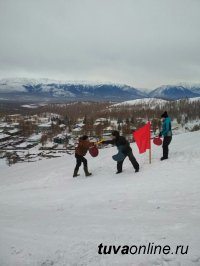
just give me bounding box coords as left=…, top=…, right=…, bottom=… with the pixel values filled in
left=0, top=78, right=139, bottom=93
left=75, top=123, right=85, bottom=128
left=95, top=118, right=108, bottom=122
left=0, top=133, right=10, bottom=140
left=42, top=142, right=57, bottom=148
left=59, top=124, right=66, bottom=128
left=111, top=97, right=200, bottom=109
left=0, top=78, right=26, bottom=92
left=27, top=134, right=42, bottom=142
left=11, top=123, right=20, bottom=127
left=188, top=97, right=200, bottom=102
left=21, top=104, right=38, bottom=109
left=178, top=82, right=200, bottom=89
left=38, top=123, right=51, bottom=129
left=7, top=129, right=20, bottom=135
left=0, top=78, right=131, bottom=88
left=0, top=122, right=9, bottom=128
left=112, top=98, right=167, bottom=108
left=0, top=131, right=200, bottom=265
left=93, top=122, right=101, bottom=126
left=15, top=142, right=31, bottom=148
left=72, top=128, right=82, bottom=132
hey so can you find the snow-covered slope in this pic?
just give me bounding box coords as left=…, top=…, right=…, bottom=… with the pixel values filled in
left=187, top=97, right=200, bottom=102
left=112, top=97, right=200, bottom=108
left=0, top=131, right=200, bottom=265
left=112, top=98, right=167, bottom=108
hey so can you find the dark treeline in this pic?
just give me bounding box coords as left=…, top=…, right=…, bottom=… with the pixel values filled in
left=108, top=99, right=200, bottom=122
left=1, top=99, right=200, bottom=124
left=37, top=102, right=111, bottom=124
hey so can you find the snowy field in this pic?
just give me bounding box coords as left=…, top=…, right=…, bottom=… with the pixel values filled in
left=0, top=131, right=200, bottom=266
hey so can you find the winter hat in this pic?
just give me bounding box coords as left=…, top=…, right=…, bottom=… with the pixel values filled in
left=111, top=130, right=120, bottom=137
left=80, top=135, right=88, bottom=140
left=161, top=111, right=168, bottom=118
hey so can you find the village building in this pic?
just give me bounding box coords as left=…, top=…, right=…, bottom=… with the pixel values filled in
left=59, top=124, right=66, bottom=129
left=11, top=122, right=20, bottom=128
left=27, top=134, right=42, bottom=144
left=53, top=134, right=67, bottom=144
left=8, top=114, right=22, bottom=123
left=94, top=118, right=108, bottom=125
left=0, top=123, right=14, bottom=131
left=15, top=142, right=36, bottom=150
left=0, top=134, right=11, bottom=142
left=6, top=129, right=21, bottom=136
left=38, top=117, right=49, bottom=123
left=103, top=126, right=114, bottom=134
left=72, top=127, right=82, bottom=137
left=37, top=123, right=52, bottom=132
left=39, top=142, right=58, bottom=150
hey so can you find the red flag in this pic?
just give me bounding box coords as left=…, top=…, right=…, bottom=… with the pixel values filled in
left=133, top=122, right=151, bottom=154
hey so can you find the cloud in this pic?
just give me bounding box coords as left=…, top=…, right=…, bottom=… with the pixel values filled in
left=0, top=0, right=200, bottom=89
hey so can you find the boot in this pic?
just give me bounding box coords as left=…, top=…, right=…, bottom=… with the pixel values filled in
left=73, top=169, right=80, bottom=177
left=116, top=171, right=122, bottom=174
left=84, top=166, right=92, bottom=176
left=160, top=157, right=168, bottom=161
left=135, top=167, right=139, bottom=173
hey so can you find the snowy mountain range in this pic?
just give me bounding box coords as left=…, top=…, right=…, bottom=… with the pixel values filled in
left=0, top=78, right=200, bottom=101
left=149, top=84, right=200, bottom=100
left=0, top=78, right=146, bottom=102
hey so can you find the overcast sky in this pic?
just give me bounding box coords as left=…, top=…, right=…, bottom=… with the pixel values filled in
left=0, top=0, right=200, bottom=89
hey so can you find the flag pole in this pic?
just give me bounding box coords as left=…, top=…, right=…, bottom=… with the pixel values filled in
left=149, top=143, right=151, bottom=164
left=149, top=121, right=151, bottom=164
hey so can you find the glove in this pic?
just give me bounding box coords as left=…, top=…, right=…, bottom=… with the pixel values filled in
left=95, top=139, right=105, bottom=145
left=159, top=132, right=162, bottom=137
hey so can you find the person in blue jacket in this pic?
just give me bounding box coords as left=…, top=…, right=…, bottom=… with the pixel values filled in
left=159, top=111, right=172, bottom=160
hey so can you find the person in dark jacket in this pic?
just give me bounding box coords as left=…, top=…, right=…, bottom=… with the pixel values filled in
left=73, top=135, right=94, bottom=177
left=102, top=130, right=139, bottom=174
left=159, top=111, right=172, bottom=160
